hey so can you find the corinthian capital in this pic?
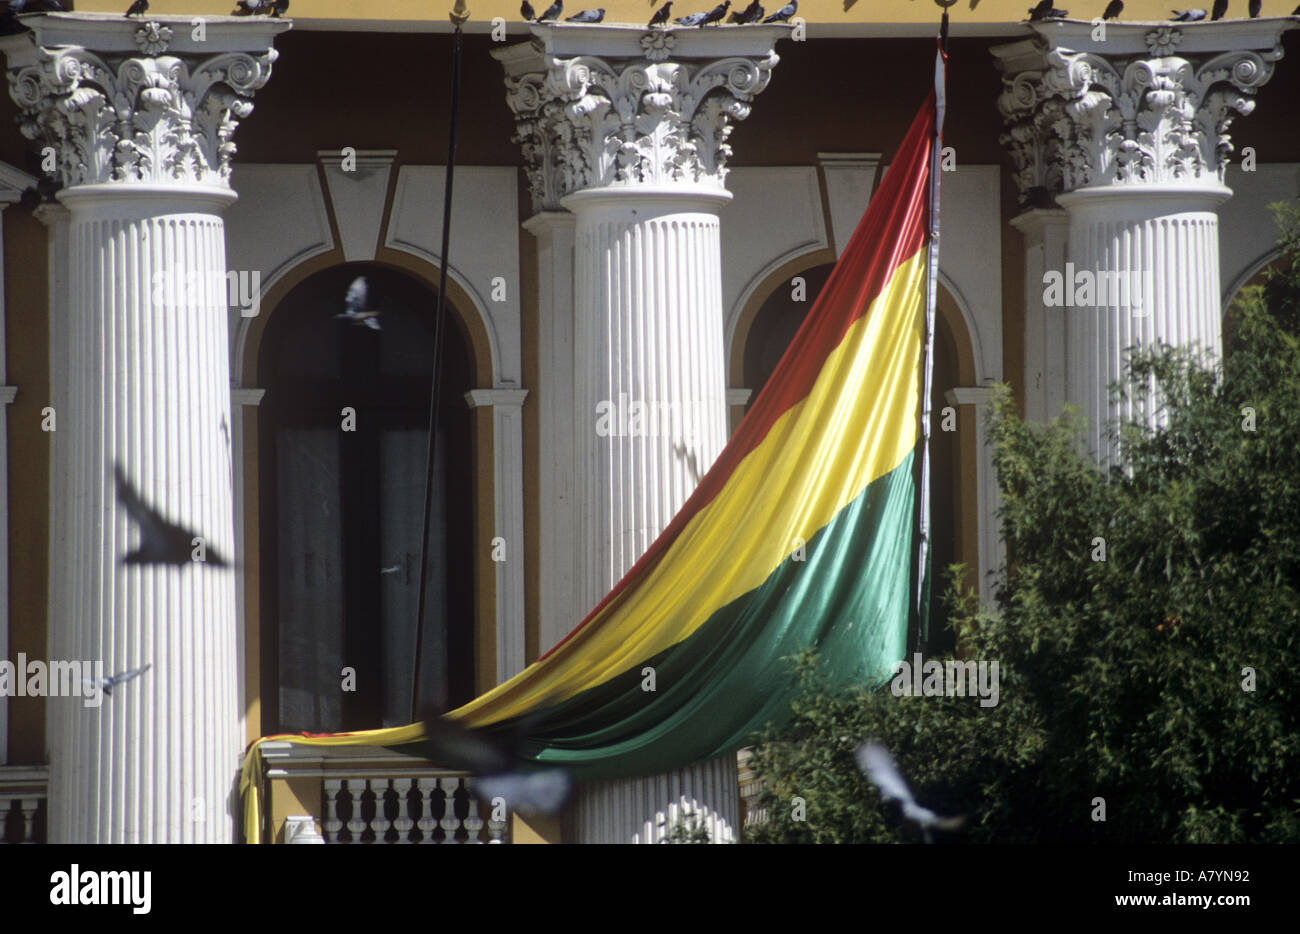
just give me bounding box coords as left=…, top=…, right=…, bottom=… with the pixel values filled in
left=494, top=24, right=787, bottom=212
left=992, top=19, right=1294, bottom=206
left=0, top=13, right=289, bottom=189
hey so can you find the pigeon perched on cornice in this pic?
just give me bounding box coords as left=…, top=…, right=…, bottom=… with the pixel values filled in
left=83, top=664, right=152, bottom=699
left=522, top=0, right=536, bottom=19
left=1101, top=0, right=1122, bottom=18
left=1211, top=0, right=1227, bottom=18
left=649, top=0, right=673, bottom=24
left=565, top=7, right=604, bottom=20
left=233, top=0, right=274, bottom=14
left=762, top=0, right=796, bottom=21
left=1170, top=7, right=1207, bottom=18
left=271, top=0, right=289, bottom=17
left=730, top=0, right=764, bottom=21
left=538, top=0, right=562, bottom=20
left=675, top=0, right=728, bottom=25
left=1027, top=0, right=1054, bottom=17
left=114, top=463, right=231, bottom=569
left=1248, top=0, right=1261, bottom=16
left=335, top=276, right=382, bottom=331
left=857, top=742, right=966, bottom=844
left=125, top=0, right=148, bottom=15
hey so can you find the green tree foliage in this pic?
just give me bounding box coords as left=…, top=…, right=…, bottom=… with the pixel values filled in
left=745, top=206, right=1300, bottom=844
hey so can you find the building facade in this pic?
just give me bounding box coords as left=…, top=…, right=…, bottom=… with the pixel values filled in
left=0, top=1, right=1297, bottom=843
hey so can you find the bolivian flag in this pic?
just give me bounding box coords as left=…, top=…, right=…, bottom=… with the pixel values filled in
left=241, top=92, right=937, bottom=838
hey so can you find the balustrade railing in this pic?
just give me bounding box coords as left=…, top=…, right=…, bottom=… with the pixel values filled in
left=0, top=766, right=48, bottom=844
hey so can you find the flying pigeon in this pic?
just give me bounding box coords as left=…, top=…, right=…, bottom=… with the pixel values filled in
left=114, top=464, right=231, bottom=568
left=233, top=0, right=273, bottom=13
left=1248, top=0, right=1261, bottom=15
left=538, top=0, right=562, bottom=20
left=1170, top=8, right=1207, bottom=18
left=1211, top=0, right=1227, bottom=17
left=649, top=0, right=673, bottom=24
left=763, top=0, right=795, bottom=20
left=856, top=742, right=966, bottom=844
left=565, top=7, right=604, bottom=20
left=335, top=276, right=382, bottom=330
left=730, top=0, right=764, bottom=20
left=418, top=704, right=573, bottom=816
left=125, top=0, right=148, bottom=15
left=271, top=0, right=289, bottom=16
left=84, top=663, right=152, bottom=699
left=1102, top=0, right=1122, bottom=17
left=522, top=0, right=536, bottom=19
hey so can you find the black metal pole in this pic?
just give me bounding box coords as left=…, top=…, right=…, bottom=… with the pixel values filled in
left=412, top=24, right=464, bottom=722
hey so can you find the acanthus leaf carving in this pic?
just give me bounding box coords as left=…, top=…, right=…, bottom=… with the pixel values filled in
left=501, top=46, right=778, bottom=212
left=995, top=28, right=1284, bottom=206
left=4, top=37, right=277, bottom=189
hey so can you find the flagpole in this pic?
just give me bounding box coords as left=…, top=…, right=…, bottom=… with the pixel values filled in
left=412, top=7, right=468, bottom=722
left=915, top=7, right=949, bottom=651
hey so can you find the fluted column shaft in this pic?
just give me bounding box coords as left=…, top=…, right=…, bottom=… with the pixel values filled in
left=2, top=13, right=286, bottom=842
left=51, top=187, right=240, bottom=843
left=1057, top=186, right=1229, bottom=458
left=566, top=187, right=736, bottom=845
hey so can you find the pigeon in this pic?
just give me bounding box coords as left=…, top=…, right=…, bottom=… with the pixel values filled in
left=114, top=464, right=230, bottom=568
left=233, top=0, right=273, bottom=13
left=537, top=0, right=562, bottom=20
left=729, top=0, right=764, bottom=21
left=1027, top=0, right=1054, bottom=17
left=1170, top=8, right=1207, bottom=18
left=1248, top=0, right=1261, bottom=15
left=674, top=5, right=711, bottom=23
left=565, top=7, right=604, bottom=20
left=522, top=0, right=536, bottom=19
left=1293, top=2, right=1300, bottom=13
left=83, top=664, right=152, bottom=699
left=856, top=742, right=966, bottom=844
left=1211, top=0, right=1227, bottom=17
left=418, top=704, right=573, bottom=816
left=1102, top=0, right=1123, bottom=17
left=335, top=276, right=382, bottom=331
left=271, top=0, right=288, bottom=16
left=763, top=0, right=796, bottom=20
left=700, top=0, right=730, bottom=23
left=125, top=0, right=148, bottom=15
left=649, top=0, right=673, bottom=24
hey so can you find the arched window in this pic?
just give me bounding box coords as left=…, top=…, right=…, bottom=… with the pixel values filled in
left=741, top=263, right=963, bottom=655
left=259, top=265, right=475, bottom=733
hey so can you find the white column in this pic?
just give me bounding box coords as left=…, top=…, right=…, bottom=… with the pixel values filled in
left=464, top=388, right=530, bottom=683
left=1009, top=209, right=1069, bottom=425
left=994, top=19, right=1295, bottom=461
left=522, top=210, right=583, bottom=653
left=2, top=13, right=287, bottom=843
left=496, top=23, right=786, bottom=843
